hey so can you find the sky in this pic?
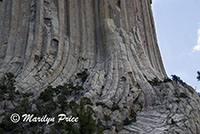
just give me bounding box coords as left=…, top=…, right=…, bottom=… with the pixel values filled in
left=152, top=0, right=200, bottom=92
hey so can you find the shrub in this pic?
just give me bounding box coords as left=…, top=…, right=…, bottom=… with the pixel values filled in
left=36, top=100, right=56, bottom=116
left=95, top=102, right=108, bottom=108
left=163, top=77, right=172, bottom=82
left=79, top=106, right=96, bottom=134
left=0, top=72, right=15, bottom=91
left=179, top=92, right=187, bottom=98
left=43, top=101, right=57, bottom=115
left=130, top=111, right=137, bottom=122
left=111, top=103, right=120, bottom=111
left=76, top=69, right=89, bottom=83
left=64, top=122, right=80, bottom=134
left=136, top=83, right=141, bottom=89
left=171, top=75, right=184, bottom=84
left=60, top=85, right=69, bottom=95
left=171, top=119, right=176, bottom=124
left=0, top=78, right=101, bottom=133
left=96, top=119, right=104, bottom=134
left=69, top=100, right=79, bottom=115
left=57, top=94, right=68, bottom=111
left=65, top=99, right=96, bottom=134
left=123, top=110, right=137, bottom=125
left=22, top=92, right=34, bottom=98
left=50, top=127, right=57, bottom=134
left=38, top=86, right=53, bottom=102
left=13, top=98, right=30, bottom=113
left=81, top=97, right=93, bottom=105
left=197, top=71, right=200, bottom=81
left=148, top=77, right=161, bottom=86
left=123, top=117, right=132, bottom=125
left=54, top=85, right=63, bottom=95
left=104, top=114, right=111, bottom=121
left=0, top=114, right=17, bottom=131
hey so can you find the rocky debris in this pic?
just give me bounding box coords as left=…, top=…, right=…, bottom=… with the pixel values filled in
left=119, top=81, right=200, bottom=134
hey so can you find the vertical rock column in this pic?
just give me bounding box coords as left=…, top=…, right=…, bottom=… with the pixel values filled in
left=0, top=0, right=166, bottom=93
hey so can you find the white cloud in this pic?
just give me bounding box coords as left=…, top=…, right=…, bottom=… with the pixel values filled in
left=193, top=28, right=200, bottom=51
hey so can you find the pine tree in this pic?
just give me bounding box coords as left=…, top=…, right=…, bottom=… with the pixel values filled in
left=197, top=71, right=200, bottom=81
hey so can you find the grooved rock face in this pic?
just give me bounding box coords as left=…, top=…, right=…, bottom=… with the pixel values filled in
left=0, top=0, right=200, bottom=134
left=0, top=0, right=165, bottom=90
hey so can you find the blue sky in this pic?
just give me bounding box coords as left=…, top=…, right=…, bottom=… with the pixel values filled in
left=152, top=0, right=200, bottom=92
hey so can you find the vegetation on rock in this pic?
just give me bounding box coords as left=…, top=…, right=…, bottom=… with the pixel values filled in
left=171, top=75, right=185, bottom=85
left=197, top=71, right=200, bottom=81
left=0, top=73, right=103, bottom=134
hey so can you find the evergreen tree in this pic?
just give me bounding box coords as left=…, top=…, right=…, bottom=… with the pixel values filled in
left=197, top=71, right=200, bottom=81
left=171, top=75, right=183, bottom=83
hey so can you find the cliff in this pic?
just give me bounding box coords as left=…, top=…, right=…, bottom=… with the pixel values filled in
left=0, top=0, right=200, bottom=134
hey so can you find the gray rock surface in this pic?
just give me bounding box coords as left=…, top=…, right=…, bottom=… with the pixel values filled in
left=0, top=0, right=200, bottom=133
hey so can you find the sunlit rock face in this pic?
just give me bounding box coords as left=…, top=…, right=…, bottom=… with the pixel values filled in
left=0, top=0, right=200, bottom=133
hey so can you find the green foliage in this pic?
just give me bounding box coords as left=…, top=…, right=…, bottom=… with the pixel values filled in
left=13, top=98, right=30, bottom=113
left=50, top=127, right=57, bottom=134
left=0, top=130, right=4, bottom=134
left=69, top=100, right=79, bottom=115
left=179, top=92, right=187, bottom=98
left=76, top=69, right=89, bottom=83
left=35, top=99, right=56, bottom=116
left=0, top=114, right=17, bottom=131
left=198, top=92, right=200, bottom=97
left=0, top=74, right=100, bottom=134
left=197, top=71, right=200, bottom=81
left=148, top=77, right=173, bottom=86
left=136, top=83, right=141, bottom=89
left=0, top=73, right=16, bottom=101
left=96, top=102, right=108, bottom=108
left=8, top=91, right=15, bottom=100
left=2, top=42, right=8, bottom=47
left=96, top=119, right=104, bottom=134
left=111, top=103, right=120, bottom=111
left=138, top=102, right=144, bottom=111
left=163, top=77, right=172, bottom=82
left=78, top=106, right=96, bottom=134
left=130, top=111, right=137, bottom=122
left=22, top=92, right=34, bottom=98
left=54, top=85, right=62, bottom=95
left=64, top=122, right=80, bottom=134
left=38, top=86, right=53, bottom=102
left=171, top=119, right=176, bottom=124
left=81, top=97, right=93, bottom=105
left=171, top=75, right=185, bottom=84
left=104, top=114, right=111, bottom=121
left=43, top=101, right=57, bottom=115
left=0, top=72, right=15, bottom=91
left=64, top=99, right=96, bottom=134
left=56, top=84, right=69, bottom=95
left=123, top=117, right=132, bottom=125
left=148, top=77, right=161, bottom=86
left=57, top=94, right=68, bottom=111
left=58, top=82, right=85, bottom=95
left=162, top=92, right=167, bottom=97
left=66, top=82, right=74, bottom=89
left=123, top=110, right=137, bottom=125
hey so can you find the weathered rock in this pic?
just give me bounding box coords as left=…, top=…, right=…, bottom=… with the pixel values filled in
left=0, top=0, right=199, bottom=133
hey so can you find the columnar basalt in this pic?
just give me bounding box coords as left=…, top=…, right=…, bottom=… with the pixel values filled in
left=0, top=0, right=165, bottom=90
left=0, top=0, right=200, bottom=134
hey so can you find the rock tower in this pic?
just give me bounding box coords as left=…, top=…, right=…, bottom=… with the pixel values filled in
left=0, top=0, right=200, bottom=133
